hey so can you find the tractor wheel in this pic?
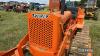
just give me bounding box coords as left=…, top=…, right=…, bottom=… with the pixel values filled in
left=69, top=26, right=92, bottom=56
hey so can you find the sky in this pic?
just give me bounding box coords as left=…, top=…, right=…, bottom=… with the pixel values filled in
left=0, top=0, right=81, bottom=4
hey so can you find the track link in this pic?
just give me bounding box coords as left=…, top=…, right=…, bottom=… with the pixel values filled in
left=69, top=25, right=92, bottom=56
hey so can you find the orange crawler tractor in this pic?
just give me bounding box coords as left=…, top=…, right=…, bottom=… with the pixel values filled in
left=0, top=0, right=92, bottom=56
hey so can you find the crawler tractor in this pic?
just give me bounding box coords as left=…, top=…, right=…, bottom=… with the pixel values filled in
left=0, top=0, right=92, bottom=56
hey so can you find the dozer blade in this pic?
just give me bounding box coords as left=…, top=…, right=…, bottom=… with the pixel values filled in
left=0, top=47, right=17, bottom=56
left=0, top=34, right=29, bottom=56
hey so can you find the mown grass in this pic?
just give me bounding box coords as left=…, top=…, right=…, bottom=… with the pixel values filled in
left=0, top=10, right=100, bottom=56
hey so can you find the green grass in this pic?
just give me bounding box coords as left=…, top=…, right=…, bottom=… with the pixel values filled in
left=0, top=10, right=100, bottom=56
left=85, top=20, right=100, bottom=56
left=85, top=10, right=100, bottom=56
left=90, top=20, right=100, bottom=56
left=0, top=11, right=27, bottom=51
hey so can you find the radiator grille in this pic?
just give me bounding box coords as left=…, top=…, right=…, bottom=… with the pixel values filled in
left=29, top=19, right=53, bottom=48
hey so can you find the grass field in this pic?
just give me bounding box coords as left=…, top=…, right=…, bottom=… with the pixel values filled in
left=0, top=10, right=100, bottom=56
left=0, top=11, right=27, bottom=50
left=85, top=20, right=100, bottom=56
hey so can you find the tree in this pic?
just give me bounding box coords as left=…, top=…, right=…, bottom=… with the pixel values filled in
left=97, top=0, right=100, bottom=7
left=80, top=0, right=87, bottom=4
left=74, top=1, right=80, bottom=7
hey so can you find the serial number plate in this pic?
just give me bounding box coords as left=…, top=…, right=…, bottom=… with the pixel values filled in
left=33, top=14, right=48, bottom=18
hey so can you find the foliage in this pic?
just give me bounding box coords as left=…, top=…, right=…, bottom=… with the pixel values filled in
left=97, top=0, right=100, bottom=7
left=80, top=0, right=87, bottom=4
